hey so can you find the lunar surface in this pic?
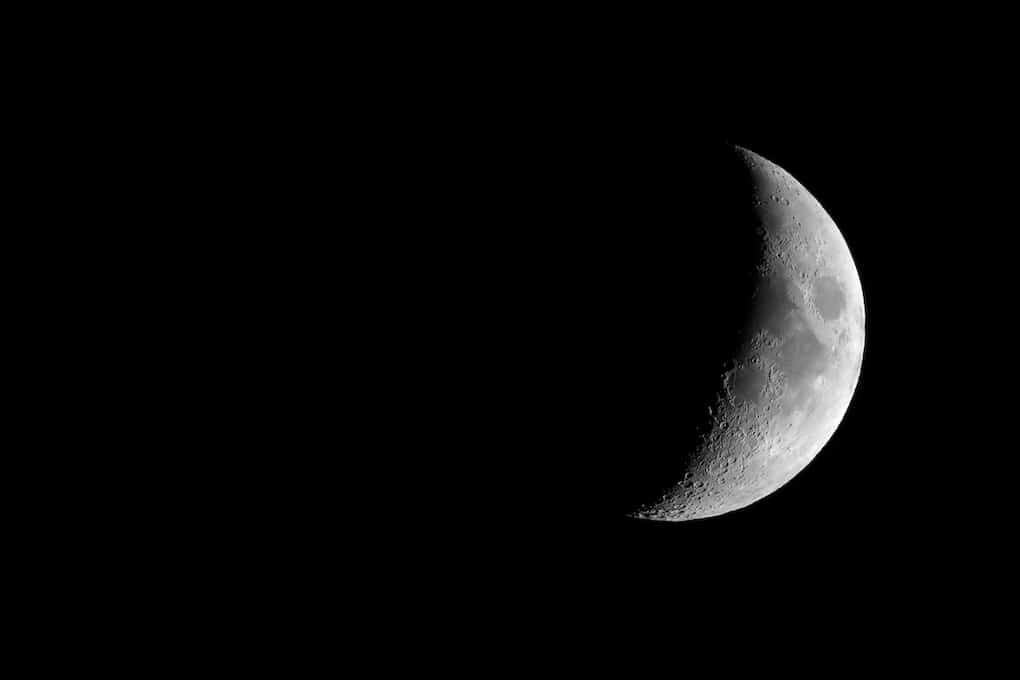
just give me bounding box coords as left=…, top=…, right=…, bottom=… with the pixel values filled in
left=631, top=146, right=865, bottom=521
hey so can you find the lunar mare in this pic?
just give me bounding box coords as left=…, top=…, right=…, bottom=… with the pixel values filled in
left=632, top=147, right=865, bottom=521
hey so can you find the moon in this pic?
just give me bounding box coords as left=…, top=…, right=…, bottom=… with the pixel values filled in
left=631, top=146, right=865, bottom=521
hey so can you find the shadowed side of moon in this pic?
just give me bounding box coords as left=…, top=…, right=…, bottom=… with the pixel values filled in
left=488, top=146, right=770, bottom=523
left=541, top=148, right=772, bottom=519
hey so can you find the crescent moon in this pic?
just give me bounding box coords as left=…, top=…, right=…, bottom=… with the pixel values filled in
left=632, top=146, right=866, bottom=521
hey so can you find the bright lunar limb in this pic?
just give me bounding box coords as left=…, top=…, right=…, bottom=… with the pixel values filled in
left=631, top=146, right=865, bottom=521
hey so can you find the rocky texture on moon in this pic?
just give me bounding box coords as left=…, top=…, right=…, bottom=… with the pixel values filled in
left=632, top=147, right=865, bottom=521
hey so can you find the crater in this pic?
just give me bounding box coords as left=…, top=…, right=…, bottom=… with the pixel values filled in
left=729, top=365, right=767, bottom=407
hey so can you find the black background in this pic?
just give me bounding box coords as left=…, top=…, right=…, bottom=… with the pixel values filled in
left=308, top=47, right=1020, bottom=656
left=24, top=13, right=1015, bottom=669
left=383, top=71, right=1013, bottom=629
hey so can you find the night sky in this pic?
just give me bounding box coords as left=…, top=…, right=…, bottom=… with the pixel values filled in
left=413, top=90, right=1009, bottom=622
left=346, top=66, right=1012, bottom=646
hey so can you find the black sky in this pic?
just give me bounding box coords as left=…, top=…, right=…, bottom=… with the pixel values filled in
left=402, top=79, right=1015, bottom=622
